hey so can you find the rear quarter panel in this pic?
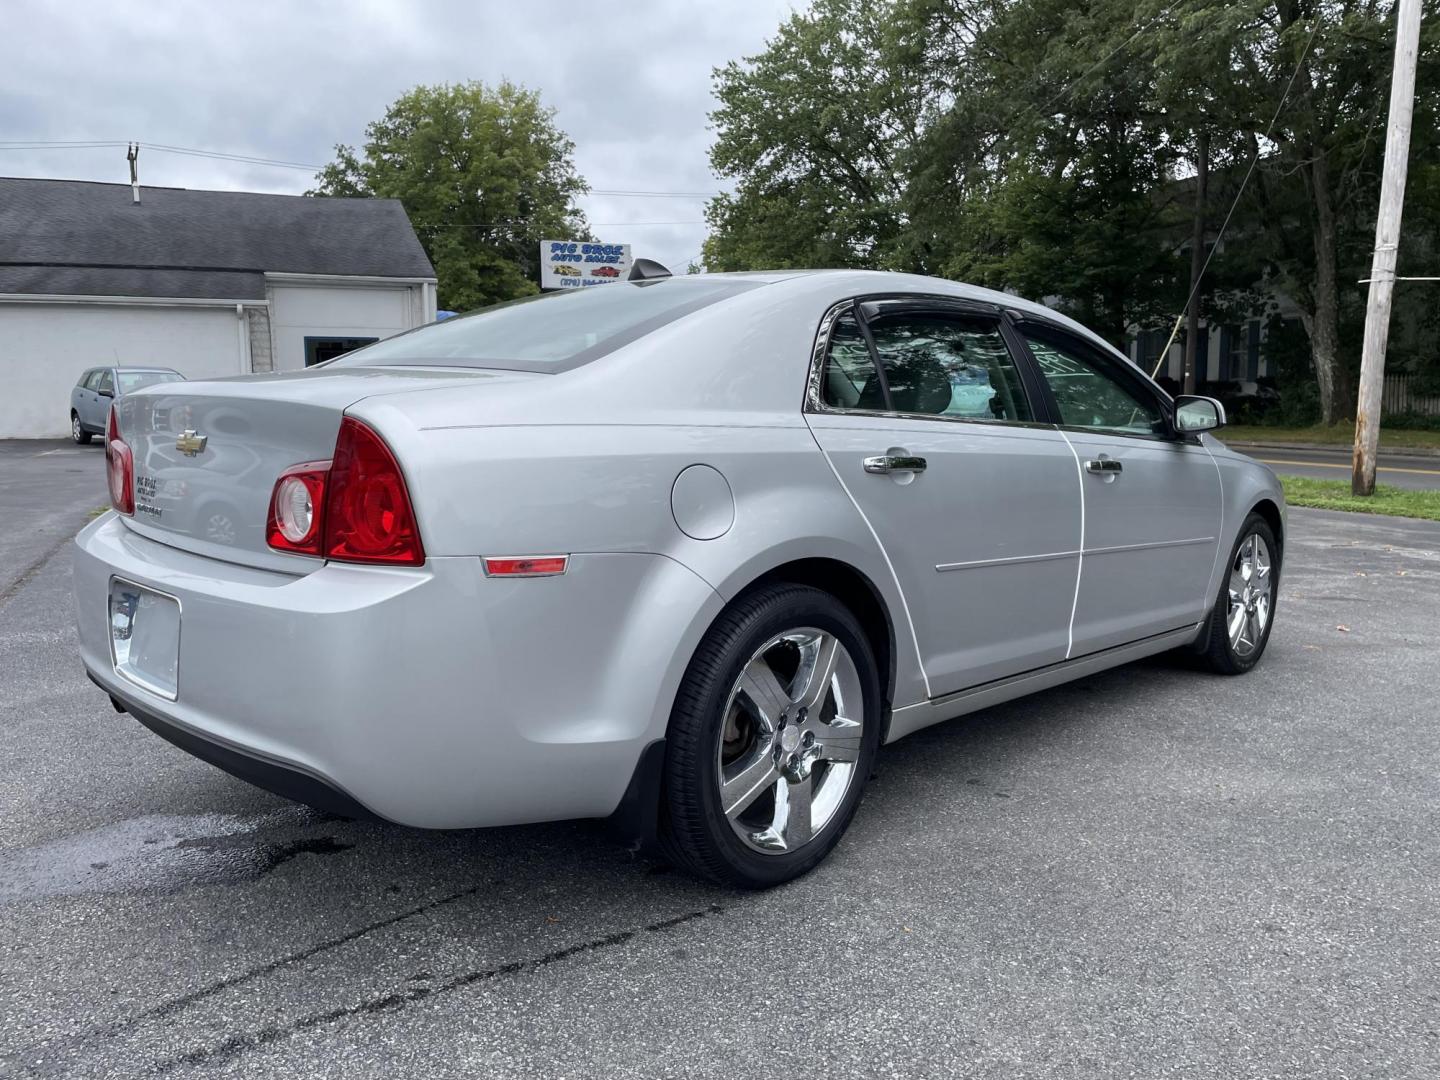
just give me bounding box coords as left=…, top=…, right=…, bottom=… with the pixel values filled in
left=346, top=280, right=930, bottom=712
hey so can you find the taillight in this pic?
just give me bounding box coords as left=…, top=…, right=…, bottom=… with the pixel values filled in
left=266, top=417, right=424, bottom=566
left=105, top=404, right=134, bottom=515
left=265, top=463, right=329, bottom=556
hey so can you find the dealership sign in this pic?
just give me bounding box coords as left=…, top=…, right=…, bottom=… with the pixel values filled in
left=540, top=240, right=633, bottom=289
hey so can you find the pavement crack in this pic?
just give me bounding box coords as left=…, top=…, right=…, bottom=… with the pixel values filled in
left=10, top=882, right=491, bottom=1075
left=0, top=529, right=79, bottom=611
left=150, top=904, right=725, bottom=1075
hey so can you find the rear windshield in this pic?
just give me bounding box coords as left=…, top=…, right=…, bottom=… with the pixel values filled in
left=118, top=371, right=183, bottom=392
left=329, top=278, right=757, bottom=373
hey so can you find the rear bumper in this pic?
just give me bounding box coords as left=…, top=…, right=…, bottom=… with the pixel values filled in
left=75, top=513, right=723, bottom=828
left=93, top=671, right=379, bottom=821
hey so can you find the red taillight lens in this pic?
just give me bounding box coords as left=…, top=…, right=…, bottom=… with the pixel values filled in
left=105, top=404, right=134, bottom=515
left=265, top=418, right=423, bottom=565
left=266, top=463, right=329, bottom=555
left=323, top=417, right=424, bottom=566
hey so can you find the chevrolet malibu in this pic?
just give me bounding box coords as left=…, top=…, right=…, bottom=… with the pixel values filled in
left=74, top=270, right=1283, bottom=888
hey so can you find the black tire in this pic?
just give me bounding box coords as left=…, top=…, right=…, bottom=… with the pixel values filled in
left=71, top=412, right=92, bottom=445
left=1196, top=512, right=1280, bottom=675
left=660, top=583, right=882, bottom=889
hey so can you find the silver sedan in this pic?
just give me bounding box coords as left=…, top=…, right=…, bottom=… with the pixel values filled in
left=74, top=269, right=1284, bottom=888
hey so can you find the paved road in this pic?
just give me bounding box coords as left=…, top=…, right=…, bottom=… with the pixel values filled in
left=2, top=452, right=1439, bottom=1078
left=0, top=440, right=107, bottom=601
left=1226, top=441, right=1440, bottom=491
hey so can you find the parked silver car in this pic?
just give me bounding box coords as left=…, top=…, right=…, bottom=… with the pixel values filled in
left=74, top=271, right=1283, bottom=888
left=70, top=367, right=184, bottom=444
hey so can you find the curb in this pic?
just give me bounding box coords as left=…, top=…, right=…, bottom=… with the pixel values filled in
left=1223, top=440, right=1440, bottom=460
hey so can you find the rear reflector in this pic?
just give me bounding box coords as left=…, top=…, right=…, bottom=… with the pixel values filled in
left=483, top=556, right=569, bottom=578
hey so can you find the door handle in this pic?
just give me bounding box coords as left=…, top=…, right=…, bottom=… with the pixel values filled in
left=1085, top=459, right=1123, bottom=474
left=864, top=455, right=927, bottom=474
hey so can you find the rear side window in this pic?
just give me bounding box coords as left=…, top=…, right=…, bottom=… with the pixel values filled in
left=868, top=313, right=1033, bottom=421
left=330, top=279, right=757, bottom=373
left=117, top=371, right=182, bottom=393
left=821, top=312, right=881, bottom=409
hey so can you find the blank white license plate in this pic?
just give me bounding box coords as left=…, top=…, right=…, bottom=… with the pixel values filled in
left=109, top=578, right=180, bottom=700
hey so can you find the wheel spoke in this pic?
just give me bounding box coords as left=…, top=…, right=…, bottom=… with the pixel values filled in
left=793, top=633, right=840, bottom=713
left=720, top=752, right=779, bottom=819
left=737, top=660, right=790, bottom=733
left=816, top=728, right=862, bottom=763
left=1227, top=603, right=1247, bottom=644
left=777, top=773, right=813, bottom=848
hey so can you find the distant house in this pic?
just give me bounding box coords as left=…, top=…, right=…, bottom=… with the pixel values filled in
left=0, top=176, right=437, bottom=438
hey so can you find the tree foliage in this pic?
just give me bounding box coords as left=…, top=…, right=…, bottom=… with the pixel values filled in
left=311, top=81, right=589, bottom=311
left=706, top=0, right=1440, bottom=423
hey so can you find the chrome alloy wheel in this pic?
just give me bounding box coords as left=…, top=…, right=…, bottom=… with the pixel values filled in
left=72, top=414, right=83, bottom=441
left=717, top=627, right=865, bottom=855
left=1227, top=532, right=1273, bottom=658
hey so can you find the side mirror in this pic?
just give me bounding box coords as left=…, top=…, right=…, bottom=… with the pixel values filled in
left=97, top=387, right=114, bottom=398
left=1174, top=395, right=1225, bottom=434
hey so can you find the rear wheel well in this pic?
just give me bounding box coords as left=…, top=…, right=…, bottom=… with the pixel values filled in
left=738, top=558, right=896, bottom=736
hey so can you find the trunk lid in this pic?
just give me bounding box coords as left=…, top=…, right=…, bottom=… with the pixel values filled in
left=114, top=367, right=525, bottom=571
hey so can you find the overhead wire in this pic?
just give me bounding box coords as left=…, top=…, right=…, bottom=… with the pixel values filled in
left=1148, top=14, right=1326, bottom=378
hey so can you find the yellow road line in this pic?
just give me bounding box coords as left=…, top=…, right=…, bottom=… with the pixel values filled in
left=1257, top=457, right=1440, bottom=477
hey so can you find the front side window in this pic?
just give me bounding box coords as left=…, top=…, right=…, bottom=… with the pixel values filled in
left=868, top=313, right=1032, bottom=421
left=83, top=370, right=104, bottom=390
left=95, top=370, right=115, bottom=395
left=1023, top=326, right=1165, bottom=436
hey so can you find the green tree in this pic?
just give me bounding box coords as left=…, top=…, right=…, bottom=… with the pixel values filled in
left=311, top=81, right=589, bottom=310
left=1147, top=0, right=1440, bottom=425
left=703, top=0, right=928, bottom=271
left=905, top=0, right=1188, bottom=346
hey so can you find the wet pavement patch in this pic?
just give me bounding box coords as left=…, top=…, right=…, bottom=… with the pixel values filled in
left=0, top=809, right=354, bottom=903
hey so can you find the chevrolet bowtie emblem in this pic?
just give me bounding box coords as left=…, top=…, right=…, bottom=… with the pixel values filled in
left=175, top=429, right=208, bottom=456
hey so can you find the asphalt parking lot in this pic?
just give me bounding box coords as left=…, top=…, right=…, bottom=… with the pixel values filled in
left=2, top=445, right=1438, bottom=1079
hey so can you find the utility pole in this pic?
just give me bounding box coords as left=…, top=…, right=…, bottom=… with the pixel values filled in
left=1183, top=130, right=1208, bottom=396
left=1353, top=0, right=1422, bottom=496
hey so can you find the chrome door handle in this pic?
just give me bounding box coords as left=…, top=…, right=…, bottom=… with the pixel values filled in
left=1085, top=459, right=1123, bottom=474
left=864, top=455, right=927, bottom=474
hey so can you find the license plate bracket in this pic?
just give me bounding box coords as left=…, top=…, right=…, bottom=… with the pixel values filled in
left=109, top=577, right=181, bottom=700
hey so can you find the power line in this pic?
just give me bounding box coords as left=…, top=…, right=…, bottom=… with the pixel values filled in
left=413, top=221, right=704, bottom=229
left=0, top=140, right=725, bottom=199
left=1150, top=13, right=1326, bottom=378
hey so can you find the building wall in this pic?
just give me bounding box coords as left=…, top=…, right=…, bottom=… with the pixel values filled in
left=266, top=281, right=425, bottom=371
left=0, top=302, right=245, bottom=438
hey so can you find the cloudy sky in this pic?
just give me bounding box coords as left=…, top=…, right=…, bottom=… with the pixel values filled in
left=2, top=0, right=802, bottom=272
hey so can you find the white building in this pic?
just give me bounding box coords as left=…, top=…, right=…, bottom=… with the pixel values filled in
left=0, top=177, right=437, bottom=438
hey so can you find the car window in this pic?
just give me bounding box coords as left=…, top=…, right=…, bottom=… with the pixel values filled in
left=95, top=370, right=115, bottom=395
left=117, top=371, right=182, bottom=393
left=82, top=370, right=102, bottom=390
left=820, top=311, right=880, bottom=409
left=1022, top=325, right=1165, bottom=436
left=867, top=313, right=1032, bottom=421
left=329, top=278, right=757, bottom=373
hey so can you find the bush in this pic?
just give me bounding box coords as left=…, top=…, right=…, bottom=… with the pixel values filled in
left=1381, top=411, right=1440, bottom=431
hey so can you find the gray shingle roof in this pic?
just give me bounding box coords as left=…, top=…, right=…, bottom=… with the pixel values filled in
left=0, top=177, right=435, bottom=300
